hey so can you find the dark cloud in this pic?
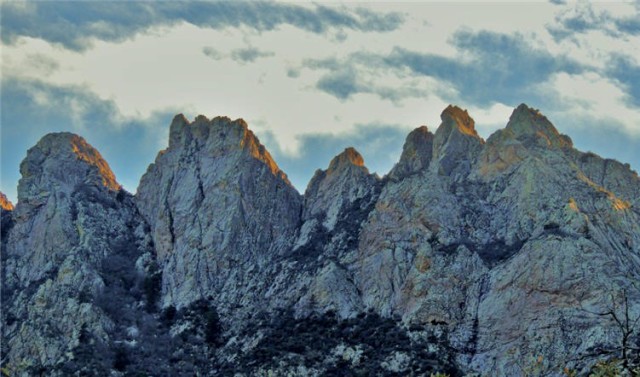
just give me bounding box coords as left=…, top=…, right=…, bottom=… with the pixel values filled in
left=300, top=30, right=582, bottom=107
left=257, top=124, right=409, bottom=193
left=0, top=78, right=177, bottom=202
left=313, top=67, right=430, bottom=102
left=615, top=16, right=640, bottom=36
left=387, top=31, right=583, bottom=106
left=607, top=55, right=640, bottom=107
left=230, top=47, right=275, bottom=63
left=0, top=2, right=404, bottom=51
left=302, top=54, right=430, bottom=102
left=286, top=67, right=301, bottom=78
left=548, top=4, right=640, bottom=41
left=316, top=67, right=362, bottom=100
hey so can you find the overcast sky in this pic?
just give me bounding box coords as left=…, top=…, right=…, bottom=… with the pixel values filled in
left=1, top=1, right=639, bottom=203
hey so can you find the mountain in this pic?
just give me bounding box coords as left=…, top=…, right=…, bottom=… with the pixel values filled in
left=1, top=104, right=639, bottom=376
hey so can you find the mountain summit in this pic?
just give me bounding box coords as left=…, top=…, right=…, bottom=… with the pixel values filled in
left=2, top=105, right=639, bottom=376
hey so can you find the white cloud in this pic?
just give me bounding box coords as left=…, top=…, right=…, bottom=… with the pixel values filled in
left=467, top=102, right=515, bottom=137
left=540, top=71, right=640, bottom=136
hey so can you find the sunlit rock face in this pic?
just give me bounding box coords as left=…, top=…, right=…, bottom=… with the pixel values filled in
left=1, top=133, right=155, bottom=375
left=351, top=104, right=640, bottom=375
left=135, top=114, right=302, bottom=310
left=1, top=192, right=13, bottom=239
left=2, top=104, right=639, bottom=376
left=0, top=192, right=14, bottom=211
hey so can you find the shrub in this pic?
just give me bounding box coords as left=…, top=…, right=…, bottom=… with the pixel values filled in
left=113, top=346, right=130, bottom=371
left=205, top=308, right=221, bottom=346
left=589, top=359, right=622, bottom=377
left=161, top=305, right=177, bottom=325
left=143, top=271, right=162, bottom=312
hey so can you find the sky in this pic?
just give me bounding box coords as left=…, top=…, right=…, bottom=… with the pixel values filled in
left=1, top=1, right=640, bottom=203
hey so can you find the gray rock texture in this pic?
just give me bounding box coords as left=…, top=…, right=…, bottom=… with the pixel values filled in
left=288, top=147, right=381, bottom=318
left=2, top=104, right=639, bottom=376
left=1, top=134, right=156, bottom=376
left=389, top=125, right=433, bottom=180
left=135, top=114, right=302, bottom=311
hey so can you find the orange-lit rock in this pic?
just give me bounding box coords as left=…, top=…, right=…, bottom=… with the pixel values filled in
left=0, top=191, right=13, bottom=211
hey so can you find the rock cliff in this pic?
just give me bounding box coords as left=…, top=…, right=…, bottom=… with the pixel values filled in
left=2, top=105, right=639, bottom=376
left=1, top=134, right=160, bottom=375
left=135, top=114, right=301, bottom=311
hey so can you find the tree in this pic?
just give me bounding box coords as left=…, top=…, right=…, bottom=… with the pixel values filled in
left=582, top=287, right=640, bottom=374
left=205, top=307, right=221, bottom=346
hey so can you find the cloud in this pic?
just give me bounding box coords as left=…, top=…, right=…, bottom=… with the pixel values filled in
left=315, top=66, right=362, bottom=100
left=230, top=47, right=275, bottom=64
left=202, top=46, right=223, bottom=60
left=607, top=55, right=640, bottom=107
left=23, top=53, right=60, bottom=76
left=548, top=3, right=640, bottom=41
left=0, top=2, right=404, bottom=52
left=300, top=54, right=436, bottom=102
left=202, top=45, right=275, bottom=64
left=258, top=123, right=409, bottom=193
left=534, top=71, right=640, bottom=138
left=286, top=67, right=301, bottom=78
left=387, top=30, right=583, bottom=107
left=298, top=30, right=582, bottom=107
left=0, top=77, right=177, bottom=202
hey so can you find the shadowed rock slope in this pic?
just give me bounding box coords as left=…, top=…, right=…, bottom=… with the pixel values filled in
left=1, top=134, right=161, bottom=375
left=1, top=104, right=639, bottom=376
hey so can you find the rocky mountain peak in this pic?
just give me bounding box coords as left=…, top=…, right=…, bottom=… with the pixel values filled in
left=166, top=113, right=288, bottom=184
left=440, top=105, right=479, bottom=138
left=0, top=191, right=14, bottom=211
left=168, top=113, right=189, bottom=146
left=389, top=125, right=434, bottom=180
left=18, top=132, right=119, bottom=203
left=302, top=147, right=378, bottom=234
left=433, top=105, right=484, bottom=176
left=506, top=103, right=573, bottom=148
left=136, top=114, right=301, bottom=308
left=326, top=147, right=366, bottom=174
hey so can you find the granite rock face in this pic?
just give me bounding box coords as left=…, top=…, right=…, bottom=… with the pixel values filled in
left=389, top=126, right=433, bottom=180
left=135, top=114, right=302, bottom=311
left=2, top=105, right=639, bottom=376
left=288, top=147, right=381, bottom=318
left=1, top=134, right=156, bottom=376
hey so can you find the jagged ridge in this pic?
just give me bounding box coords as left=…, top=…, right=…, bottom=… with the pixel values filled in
left=2, top=104, right=639, bottom=376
